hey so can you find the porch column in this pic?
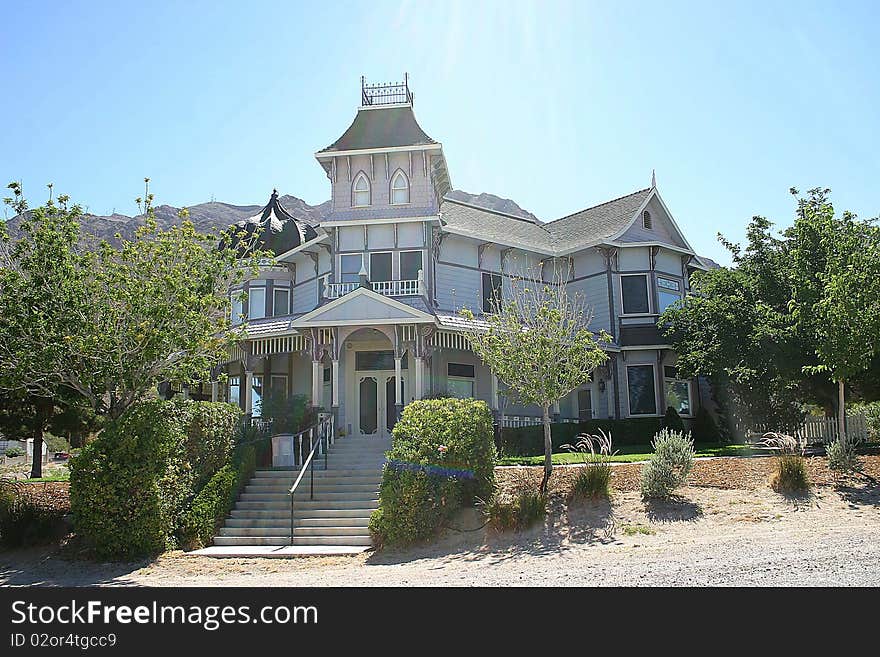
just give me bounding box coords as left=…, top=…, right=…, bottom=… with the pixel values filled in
left=210, top=380, right=218, bottom=402
left=244, top=370, right=254, bottom=417
left=395, top=356, right=403, bottom=417
left=311, top=360, right=322, bottom=408
left=331, top=359, right=340, bottom=407
left=414, top=356, right=424, bottom=400
left=490, top=374, right=499, bottom=411
left=182, top=386, right=190, bottom=400
left=552, top=400, right=561, bottom=422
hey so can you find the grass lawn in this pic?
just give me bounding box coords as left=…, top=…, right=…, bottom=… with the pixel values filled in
left=499, top=442, right=760, bottom=466
left=23, top=472, right=71, bottom=482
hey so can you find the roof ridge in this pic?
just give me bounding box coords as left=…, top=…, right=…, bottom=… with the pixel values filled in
left=545, top=187, right=652, bottom=226
left=442, top=197, right=547, bottom=228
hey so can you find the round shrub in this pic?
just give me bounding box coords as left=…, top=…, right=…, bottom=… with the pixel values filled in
left=70, top=399, right=241, bottom=559
left=3, top=446, right=24, bottom=458
left=640, top=428, right=694, bottom=499
left=370, top=398, right=496, bottom=548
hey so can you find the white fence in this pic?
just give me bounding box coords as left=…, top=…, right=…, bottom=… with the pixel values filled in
left=751, top=413, right=868, bottom=445
left=500, top=416, right=579, bottom=428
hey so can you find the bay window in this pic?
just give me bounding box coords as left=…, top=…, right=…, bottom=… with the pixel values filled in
left=340, top=254, right=363, bottom=283
left=247, top=286, right=266, bottom=320
left=664, top=366, right=692, bottom=416
left=400, top=250, right=423, bottom=281
left=621, top=274, right=650, bottom=314
left=273, top=284, right=290, bottom=316
left=447, top=362, right=475, bottom=398
left=657, top=277, right=682, bottom=313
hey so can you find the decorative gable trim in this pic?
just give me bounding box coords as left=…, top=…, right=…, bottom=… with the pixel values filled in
left=291, top=287, right=436, bottom=327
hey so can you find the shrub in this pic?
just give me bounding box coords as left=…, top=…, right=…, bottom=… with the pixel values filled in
left=662, top=407, right=685, bottom=433
left=485, top=490, right=547, bottom=532
left=691, top=406, right=722, bottom=443
left=826, top=438, right=861, bottom=474
left=0, top=500, right=67, bottom=548
left=849, top=401, right=880, bottom=443
left=760, top=433, right=810, bottom=493
left=257, top=391, right=315, bottom=435
left=640, top=428, right=694, bottom=499
left=370, top=398, right=496, bottom=548
left=3, top=446, right=24, bottom=458
left=70, top=399, right=241, bottom=559
left=500, top=417, right=663, bottom=456
left=178, top=442, right=257, bottom=550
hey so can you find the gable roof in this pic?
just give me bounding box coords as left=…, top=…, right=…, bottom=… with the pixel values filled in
left=318, top=106, right=438, bottom=154
left=543, top=188, right=653, bottom=252
left=292, top=287, right=436, bottom=327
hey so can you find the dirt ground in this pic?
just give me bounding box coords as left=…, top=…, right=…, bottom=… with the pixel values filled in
left=3, top=455, right=880, bottom=587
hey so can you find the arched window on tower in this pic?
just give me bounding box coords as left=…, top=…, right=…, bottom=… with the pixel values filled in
left=643, top=210, right=652, bottom=230
left=352, top=172, right=371, bottom=207
left=390, top=170, right=410, bottom=205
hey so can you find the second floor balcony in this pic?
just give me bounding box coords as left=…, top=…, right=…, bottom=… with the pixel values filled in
left=323, top=269, right=425, bottom=299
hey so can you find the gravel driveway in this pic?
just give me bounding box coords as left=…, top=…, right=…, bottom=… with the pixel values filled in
left=3, top=483, right=879, bottom=587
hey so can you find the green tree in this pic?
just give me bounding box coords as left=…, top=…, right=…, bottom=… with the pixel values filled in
left=461, top=262, right=609, bottom=492
left=788, top=188, right=880, bottom=444
left=0, top=183, right=94, bottom=477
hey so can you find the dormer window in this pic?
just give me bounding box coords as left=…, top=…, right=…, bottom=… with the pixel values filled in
left=390, top=170, right=410, bottom=205
left=643, top=210, right=652, bottom=229
left=353, top=172, right=371, bottom=207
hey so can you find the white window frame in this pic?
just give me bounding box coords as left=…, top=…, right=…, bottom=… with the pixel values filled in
left=625, top=363, right=658, bottom=417
left=228, top=376, right=241, bottom=407
left=369, top=251, right=394, bottom=282
left=390, top=169, right=410, bottom=205
left=620, top=273, right=652, bottom=316
left=399, top=249, right=423, bottom=281
left=272, top=283, right=291, bottom=317
left=352, top=171, right=371, bottom=207
left=340, top=253, right=364, bottom=283
left=657, top=276, right=682, bottom=314
left=481, top=272, right=503, bottom=313
left=247, top=285, right=266, bottom=320
left=663, top=367, right=693, bottom=417
left=251, top=375, right=264, bottom=417
left=577, top=386, right=593, bottom=421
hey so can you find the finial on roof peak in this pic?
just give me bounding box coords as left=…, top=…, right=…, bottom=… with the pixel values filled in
left=651, top=169, right=657, bottom=188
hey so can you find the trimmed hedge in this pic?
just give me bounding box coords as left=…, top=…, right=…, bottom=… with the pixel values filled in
left=178, top=443, right=257, bottom=550
left=70, top=399, right=241, bottom=559
left=500, top=418, right=664, bottom=456
left=370, top=398, right=496, bottom=548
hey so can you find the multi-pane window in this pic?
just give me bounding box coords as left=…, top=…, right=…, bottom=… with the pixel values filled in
left=252, top=375, right=264, bottom=417
left=340, top=254, right=363, bottom=283
left=447, top=363, right=475, bottom=399
left=353, top=173, right=371, bottom=207
left=664, top=366, right=692, bottom=416
left=370, top=252, right=393, bottom=282
left=228, top=376, right=241, bottom=407
left=482, top=272, right=503, bottom=313
left=400, top=251, right=423, bottom=281
left=273, top=284, right=290, bottom=316
left=270, top=374, right=288, bottom=397
left=390, top=171, right=409, bottom=205
left=247, top=286, right=266, bottom=320
left=355, top=351, right=408, bottom=371
left=627, top=364, right=657, bottom=415
left=621, top=274, right=649, bottom=314
left=657, top=277, right=682, bottom=313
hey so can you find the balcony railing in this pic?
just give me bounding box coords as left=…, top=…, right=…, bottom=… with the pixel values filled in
left=323, top=270, right=425, bottom=299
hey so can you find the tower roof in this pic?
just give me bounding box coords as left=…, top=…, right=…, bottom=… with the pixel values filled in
left=223, top=189, right=318, bottom=256
left=317, top=105, right=437, bottom=154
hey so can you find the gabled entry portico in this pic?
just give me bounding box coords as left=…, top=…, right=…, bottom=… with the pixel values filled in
left=292, top=287, right=436, bottom=438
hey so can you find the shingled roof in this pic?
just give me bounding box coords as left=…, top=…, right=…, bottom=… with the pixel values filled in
left=544, top=188, right=652, bottom=251
left=439, top=199, right=555, bottom=253
left=318, top=106, right=438, bottom=153
left=223, top=190, right=319, bottom=257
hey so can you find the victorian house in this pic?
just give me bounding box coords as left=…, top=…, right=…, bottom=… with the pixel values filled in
left=215, top=77, right=711, bottom=441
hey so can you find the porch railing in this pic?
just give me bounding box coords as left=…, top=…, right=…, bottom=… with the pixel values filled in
left=500, top=415, right=579, bottom=428
left=288, top=413, right=335, bottom=544
left=323, top=270, right=425, bottom=299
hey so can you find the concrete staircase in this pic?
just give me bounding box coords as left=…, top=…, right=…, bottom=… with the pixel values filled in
left=208, top=436, right=390, bottom=553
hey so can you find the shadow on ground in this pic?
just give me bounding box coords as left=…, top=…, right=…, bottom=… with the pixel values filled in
left=0, top=544, right=152, bottom=587
left=643, top=497, right=703, bottom=523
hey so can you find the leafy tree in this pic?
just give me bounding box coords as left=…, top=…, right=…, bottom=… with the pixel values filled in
left=0, top=183, right=94, bottom=476
left=461, top=262, right=609, bottom=492
left=0, top=181, right=264, bottom=477
left=788, top=188, right=880, bottom=444
left=661, top=188, right=880, bottom=441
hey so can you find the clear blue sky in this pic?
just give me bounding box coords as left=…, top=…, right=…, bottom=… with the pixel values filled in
left=2, top=0, right=878, bottom=265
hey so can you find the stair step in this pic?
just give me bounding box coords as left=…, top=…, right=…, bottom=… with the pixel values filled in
left=254, top=468, right=385, bottom=477
left=230, top=508, right=373, bottom=519
left=239, top=492, right=379, bottom=502
left=213, top=535, right=373, bottom=547
left=235, top=500, right=379, bottom=510
left=245, top=483, right=379, bottom=493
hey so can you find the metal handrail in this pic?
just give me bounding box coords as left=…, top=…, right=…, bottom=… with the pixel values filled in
left=288, top=413, right=334, bottom=544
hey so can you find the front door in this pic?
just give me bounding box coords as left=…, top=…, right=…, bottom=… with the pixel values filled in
left=357, top=372, right=404, bottom=438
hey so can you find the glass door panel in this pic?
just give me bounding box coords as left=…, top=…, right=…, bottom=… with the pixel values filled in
left=359, top=376, right=378, bottom=435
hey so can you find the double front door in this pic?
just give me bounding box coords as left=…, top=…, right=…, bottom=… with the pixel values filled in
left=357, top=371, right=404, bottom=438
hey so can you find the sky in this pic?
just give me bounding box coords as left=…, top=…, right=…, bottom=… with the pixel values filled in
left=1, top=0, right=878, bottom=265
